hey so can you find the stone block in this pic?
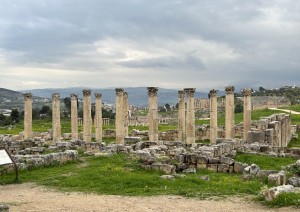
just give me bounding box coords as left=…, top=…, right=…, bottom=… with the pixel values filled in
left=220, top=156, right=234, bottom=165
left=218, top=164, right=230, bottom=173
left=234, top=162, right=248, bottom=173
left=268, top=171, right=286, bottom=186
left=263, top=185, right=295, bottom=201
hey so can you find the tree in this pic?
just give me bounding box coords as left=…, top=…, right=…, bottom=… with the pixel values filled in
left=63, top=97, right=71, bottom=113
left=10, top=109, right=20, bottom=123
left=165, top=103, right=171, bottom=111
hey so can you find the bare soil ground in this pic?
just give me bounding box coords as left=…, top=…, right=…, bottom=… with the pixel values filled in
left=0, top=183, right=296, bottom=212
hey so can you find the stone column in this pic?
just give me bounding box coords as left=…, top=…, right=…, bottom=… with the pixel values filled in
left=70, top=94, right=78, bottom=140
left=147, top=87, right=158, bottom=142
left=123, top=92, right=129, bottom=137
left=225, top=86, right=235, bottom=139
left=242, top=88, right=252, bottom=140
left=209, top=89, right=218, bottom=144
left=177, top=90, right=185, bottom=142
left=23, top=93, right=32, bottom=139
left=94, top=93, right=103, bottom=142
left=184, top=88, right=196, bottom=144
left=52, top=93, right=61, bottom=142
left=115, top=88, right=124, bottom=144
left=83, top=89, right=92, bottom=142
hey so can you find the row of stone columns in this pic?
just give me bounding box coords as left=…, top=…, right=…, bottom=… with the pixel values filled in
left=23, top=86, right=252, bottom=144
left=23, top=90, right=103, bottom=142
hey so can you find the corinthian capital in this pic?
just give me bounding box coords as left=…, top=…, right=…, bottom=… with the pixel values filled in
left=23, top=93, right=32, bottom=101
left=82, top=89, right=91, bottom=97
left=242, top=88, right=252, bottom=96
left=94, top=93, right=102, bottom=99
left=184, top=88, right=196, bottom=97
left=115, top=88, right=124, bottom=96
left=147, top=87, right=158, bottom=97
left=225, top=86, right=235, bottom=94
left=209, top=89, right=218, bottom=98
left=52, top=93, right=60, bottom=101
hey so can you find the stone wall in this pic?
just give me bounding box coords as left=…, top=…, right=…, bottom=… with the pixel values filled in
left=248, top=113, right=295, bottom=147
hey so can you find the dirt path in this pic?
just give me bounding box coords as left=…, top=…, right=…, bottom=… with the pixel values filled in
left=0, top=183, right=295, bottom=212
left=269, top=108, right=300, bottom=115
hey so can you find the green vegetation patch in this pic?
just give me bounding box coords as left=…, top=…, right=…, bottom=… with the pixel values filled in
left=234, top=153, right=296, bottom=170
left=1, top=154, right=263, bottom=198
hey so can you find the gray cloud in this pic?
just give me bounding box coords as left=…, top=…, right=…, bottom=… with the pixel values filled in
left=0, top=0, right=299, bottom=92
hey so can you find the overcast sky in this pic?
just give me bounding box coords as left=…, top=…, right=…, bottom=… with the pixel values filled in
left=0, top=0, right=299, bottom=92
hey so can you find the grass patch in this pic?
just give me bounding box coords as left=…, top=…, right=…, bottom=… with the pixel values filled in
left=0, top=154, right=264, bottom=198
left=264, top=192, right=300, bottom=208
left=234, top=153, right=296, bottom=170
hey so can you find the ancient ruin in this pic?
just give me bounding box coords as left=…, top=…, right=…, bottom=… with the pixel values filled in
left=147, top=87, right=158, bottom=142
left=225, top=86, right=235, bottom=139
left=83, top=89, right=92, bottom=142
left=95, top=93, right=102, bottom=142
left=209, top=89, right=218, bottom=144
left=115, top=88, right=124, bottom=144
left=70, top=93, right=78, bottom=140
left=184, top=88, right=196, bottom=144
left=52, top=93, right=61, bottom=142
left=177, top=90, right=185, bottom=142
left=23, top=93, right=32, bottom=139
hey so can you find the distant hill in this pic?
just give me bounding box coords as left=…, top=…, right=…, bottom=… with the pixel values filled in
left=0, top=88, right=23, bottom=99
left=20, top=87, right=210, bottom=106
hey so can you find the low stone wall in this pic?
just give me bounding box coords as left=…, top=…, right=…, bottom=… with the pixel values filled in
left=3, top=150, right=78, bottom=172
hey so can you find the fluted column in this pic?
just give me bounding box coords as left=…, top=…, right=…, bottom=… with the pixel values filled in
left=115, top=88, right=124, bottom=144
left=70, top=94, right=78, bottom=140
left=225, top=86, right=235, bottom=139
left=209, top=89, right=218, bottom=144
left=147, top=87, right=158, bottom=142
left=95, top=93, right=103, bottom=142
left=52, top=93, right=61, bottom=142
left=184, top=88, right=196, bottom=144
left=23, top=93, right=32, bottom=139
left=243, top=88, right=252, bottom=140
left=123, top=92, right=129, bottom=137
left=83, top=89, right=92, bottom=142
left=177, top=90, right=185, bottom=142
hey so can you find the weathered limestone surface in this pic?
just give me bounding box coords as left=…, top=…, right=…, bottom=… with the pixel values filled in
left=95, top=93, right=102, bottom=142
left=147, top=87, right=158, bottom=142
left=83, top=89, right=92, bottom=142
left=243, top=88, right=252, bottom=140
left=115, top=88, right=124, bottom=144
left=123, top=92, right=129, bottom=137
left=184, top=88, right=196, bottom=144
left=209, top=89, right=218, bottom=144
left=70, top=94, right=78, bottom=140
left=225, top=86, right=235, bottom=139
left=177, top=90, right=185, bottom=142
left=23, top=93, right=32, bottom=139
left=52, top=93, right=61, bottom=142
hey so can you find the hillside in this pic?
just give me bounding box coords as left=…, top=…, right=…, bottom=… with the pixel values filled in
left=20, top=87, right=209, bottom=106
left=0, top=88, right=23, bottom=99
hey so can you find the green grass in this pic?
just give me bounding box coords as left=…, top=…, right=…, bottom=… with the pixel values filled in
left=0, top=154, right=264, bottom=198
left=264, top=192, right=300, bottom=208
left=234, top=153, right=296, bottom=170
left=288, top=132, right=300, bottom=148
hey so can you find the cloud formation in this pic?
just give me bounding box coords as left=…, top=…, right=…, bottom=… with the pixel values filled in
left=0, top=0, right=299, bottom=92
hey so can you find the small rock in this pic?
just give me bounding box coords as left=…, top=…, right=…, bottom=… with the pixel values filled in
left=242, top=174, right=253, bottom=180
left=263, top=185, right=295, bottom=201
left=287, top=177, right=300, bottom=187
left=182, top=168, right=196, bottom=174
left=200, top=175, right=210, bottom=181
left=173, top=174, right=186, bottom=178
left=160, top=175, right=175, bottom=180
left=249, top=164, right=260, bottom=175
